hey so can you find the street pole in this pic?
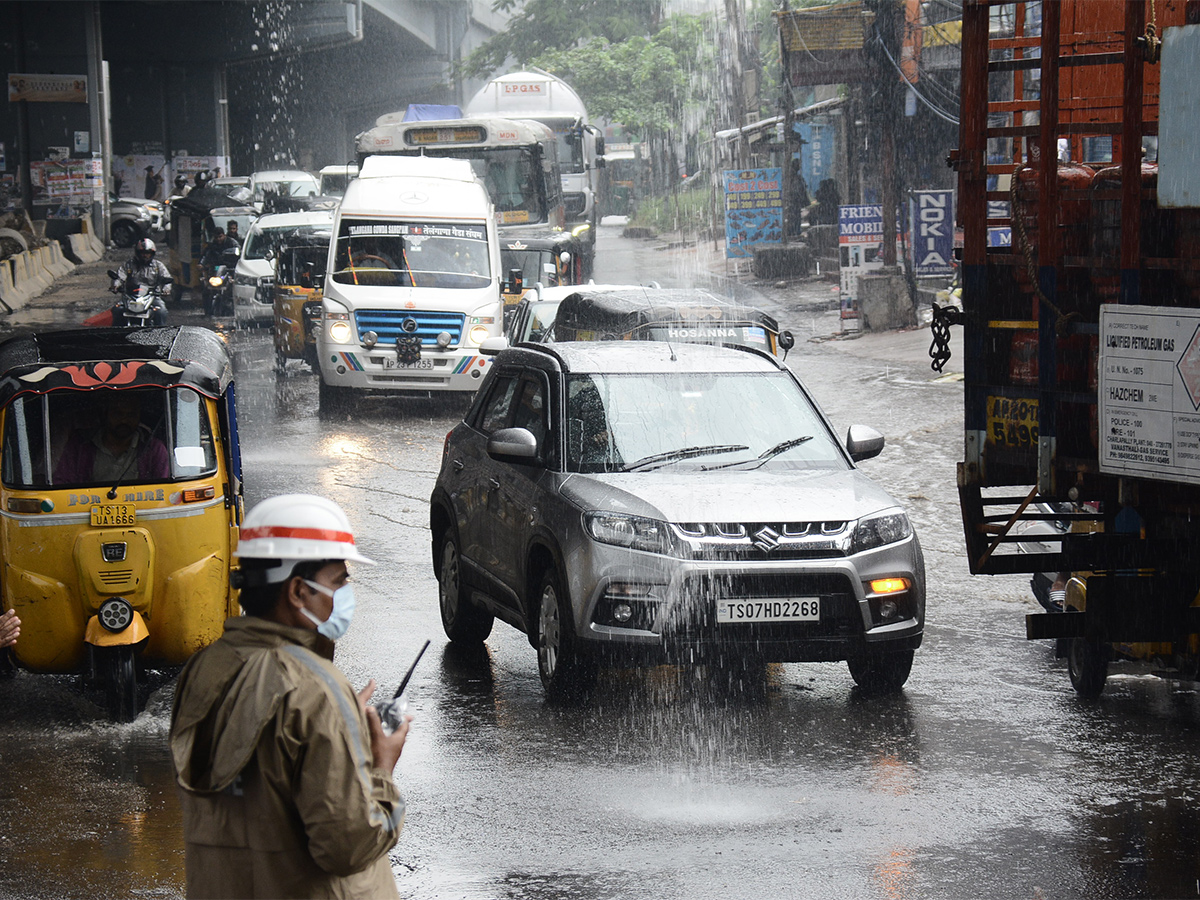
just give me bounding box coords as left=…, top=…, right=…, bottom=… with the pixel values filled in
left=85, top=1, right=110, bottom=244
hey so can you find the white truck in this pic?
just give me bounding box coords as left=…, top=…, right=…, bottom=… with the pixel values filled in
left=315, top=155, right=504, bottom=410
left=465, top=69, right=604, bottom=276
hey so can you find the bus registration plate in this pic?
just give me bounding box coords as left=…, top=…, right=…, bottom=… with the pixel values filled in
left=91, top=504, right=136, bottom=527
left=716, top=598, right=820, bottom=624
left=384, top=358, right=434, bottom=370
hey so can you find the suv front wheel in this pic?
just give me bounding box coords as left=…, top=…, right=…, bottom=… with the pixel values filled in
left=847, top=647, right=914, bottom=693
left=535, top=567, right=595, bottom=701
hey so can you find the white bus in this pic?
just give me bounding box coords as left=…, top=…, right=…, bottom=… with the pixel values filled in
left=355, top=115, right=566, bottom=233
left=316, top=156, right=504, bottom=409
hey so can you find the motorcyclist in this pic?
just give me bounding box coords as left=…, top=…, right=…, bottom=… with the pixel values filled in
left=201, top=229, right=238, bottom=270
left=111, top=238, right=171, bottom=326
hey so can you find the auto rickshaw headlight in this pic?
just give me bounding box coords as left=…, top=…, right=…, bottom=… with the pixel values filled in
left=98, top=598, right=135, bottom=633
left=328, top=320, right=353, bottom=344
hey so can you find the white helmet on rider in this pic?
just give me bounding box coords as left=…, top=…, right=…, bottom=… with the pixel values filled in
left=135, top=238, right=156, bottom=261
left=236, top=494, right=374, bottom=584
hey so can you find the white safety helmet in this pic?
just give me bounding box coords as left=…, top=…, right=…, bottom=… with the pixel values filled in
left=236, top=494, right=374, bottom=583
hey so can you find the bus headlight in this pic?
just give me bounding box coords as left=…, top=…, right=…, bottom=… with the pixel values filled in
left=468, top=324, right=490, bottom=345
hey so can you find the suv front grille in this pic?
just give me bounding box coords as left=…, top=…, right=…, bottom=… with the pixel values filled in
left=671, top=521, right=850, bottom=560
left=354, top=309, right=465, bottom=346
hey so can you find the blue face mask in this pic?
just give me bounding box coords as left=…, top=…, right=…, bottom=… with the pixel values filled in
left=300, top=579, right=356, bottom=641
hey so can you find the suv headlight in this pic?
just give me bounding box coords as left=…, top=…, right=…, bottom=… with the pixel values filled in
left=849, top=509, right=913, bottom=555
left=585, top=512, right=674, bottom=555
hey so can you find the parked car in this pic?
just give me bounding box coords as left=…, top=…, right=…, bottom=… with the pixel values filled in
left=109, top=193, right=163, bottom=248
left=429, top=341, right=925, bottom=700
left=233, top=210, right=333, bottom=325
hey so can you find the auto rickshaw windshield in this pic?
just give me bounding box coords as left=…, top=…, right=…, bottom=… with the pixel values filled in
left=2, top=386, right=219, bottom=489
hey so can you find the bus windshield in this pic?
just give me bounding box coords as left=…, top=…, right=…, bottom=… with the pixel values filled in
left=330, top=218, right=492, bottom=289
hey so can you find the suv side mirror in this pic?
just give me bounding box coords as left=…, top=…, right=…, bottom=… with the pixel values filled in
left=846, top=424, right=885, bottom=462
left=479, top=336, right=509, bottom=356
left=488, top=427, right=538, bottom=463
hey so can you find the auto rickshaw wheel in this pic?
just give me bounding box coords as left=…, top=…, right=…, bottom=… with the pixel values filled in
left=1067, top=638, right=1108, bottom=698
left=101, top=646, right=139, bottom=722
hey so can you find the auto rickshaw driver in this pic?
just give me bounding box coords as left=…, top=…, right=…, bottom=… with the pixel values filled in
left=53, top=391, right=170, bottom=485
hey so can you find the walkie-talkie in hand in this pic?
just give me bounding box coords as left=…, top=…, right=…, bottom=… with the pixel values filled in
left=375, top=639, right=430, bottom=735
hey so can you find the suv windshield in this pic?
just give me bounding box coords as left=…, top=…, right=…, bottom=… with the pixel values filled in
left=330, top=218, right=491, bottom=288
left=2, top=386, right=218, bottom=489
left=565, top=371, right=845, bottom=474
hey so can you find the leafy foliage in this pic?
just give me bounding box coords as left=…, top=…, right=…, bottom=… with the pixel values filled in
left=463, top=0, right=664, bottom=80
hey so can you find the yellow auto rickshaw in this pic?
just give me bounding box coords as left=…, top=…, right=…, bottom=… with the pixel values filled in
left=167, top=186, right=256, bottom=299
left=273, top=227, right=331, bottom=373
left=0, top=326, right=243, bottom=720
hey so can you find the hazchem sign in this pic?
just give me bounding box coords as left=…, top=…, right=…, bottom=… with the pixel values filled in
left=1099, top=304, right=1200, bottom=484
left=909, top=190, right=954, bottom=276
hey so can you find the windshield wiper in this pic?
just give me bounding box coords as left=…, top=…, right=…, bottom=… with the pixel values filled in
left=702, top=436, right=813, bottom=472
left=623, top=444, right=748, bottom=473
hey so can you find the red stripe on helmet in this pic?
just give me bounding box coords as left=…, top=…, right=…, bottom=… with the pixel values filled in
left=240, top=526, right=356, bottom=544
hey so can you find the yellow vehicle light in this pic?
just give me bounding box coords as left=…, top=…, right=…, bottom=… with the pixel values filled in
left=869, top=577, right=910, bottom=594
left=207, top=276, right=223, bottom=287
left=468, top=324, right=490, bottom=345
left=329, top=321, right=353, bottom=343
left=182, top=486, right=216, bottom=503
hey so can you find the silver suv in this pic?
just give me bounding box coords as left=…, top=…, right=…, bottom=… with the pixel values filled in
left=429, top=341, right=925, bottom=698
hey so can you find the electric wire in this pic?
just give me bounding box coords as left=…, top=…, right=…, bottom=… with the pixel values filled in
left=875, top=33, right=960, bottom=126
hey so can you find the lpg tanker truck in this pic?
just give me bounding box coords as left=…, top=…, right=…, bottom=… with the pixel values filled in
left=465, top=69, right=604, bottom=276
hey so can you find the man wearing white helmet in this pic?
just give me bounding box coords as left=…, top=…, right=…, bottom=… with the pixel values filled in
left=170, top=494, right=406, bottom=898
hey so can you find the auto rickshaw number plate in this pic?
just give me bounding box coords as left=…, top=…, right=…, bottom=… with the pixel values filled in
left=90, top=503, right=136, bottom=527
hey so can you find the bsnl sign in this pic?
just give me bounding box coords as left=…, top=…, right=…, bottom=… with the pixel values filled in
left=909, top=190, right=954, bottom=277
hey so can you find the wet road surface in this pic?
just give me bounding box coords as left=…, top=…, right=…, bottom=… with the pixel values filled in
left=3, top=223, right=1200, bottom=899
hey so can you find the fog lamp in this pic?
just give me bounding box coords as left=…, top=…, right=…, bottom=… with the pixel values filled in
left=362, top=330, right=378, bottom=349
left=468, top=324, right=489, bottom=344
left=99, top=598, right=134, bottom=633
left=879, top=599, right=899, bottom=620
left=869, top=577, right=910, bottom=594
left=612, top=602, right=634, bottom=624
left=436, top=330, right=453, bottom=349
left=328, top=321, right=352, bottom=343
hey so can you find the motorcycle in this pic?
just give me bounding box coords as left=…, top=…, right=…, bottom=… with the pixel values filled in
left=202, top=245, right=240, bottom=317
left=91, top=269, right=167, bottom=328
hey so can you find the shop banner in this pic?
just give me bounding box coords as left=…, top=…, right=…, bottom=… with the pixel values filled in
left=723, top=168, right=783, bottom=259
left=909, top=189, right=954, bottom=277
left=8, top=73, right=87, bottom=103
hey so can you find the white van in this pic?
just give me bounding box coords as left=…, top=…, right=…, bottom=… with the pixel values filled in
left=318, top=164, right=357, bottom=197
left=317, top=155, right=504, bottom=408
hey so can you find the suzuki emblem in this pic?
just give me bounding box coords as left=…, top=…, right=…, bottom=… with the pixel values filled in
left=752, top=526, right=780, bottom=553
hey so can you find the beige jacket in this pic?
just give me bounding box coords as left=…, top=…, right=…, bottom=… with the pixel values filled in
left=170, top=617, right=403, bottom=899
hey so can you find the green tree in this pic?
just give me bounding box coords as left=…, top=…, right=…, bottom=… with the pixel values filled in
left=463, top=0, right=664, bottom=80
